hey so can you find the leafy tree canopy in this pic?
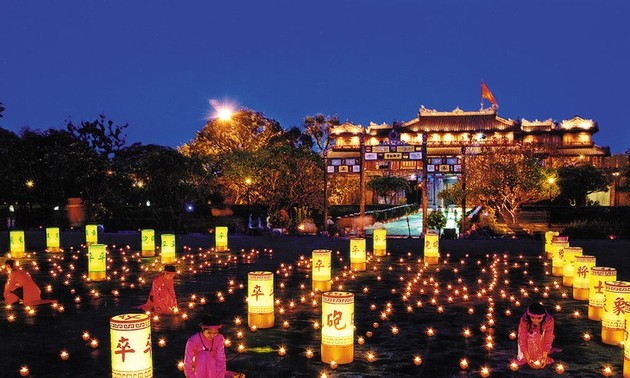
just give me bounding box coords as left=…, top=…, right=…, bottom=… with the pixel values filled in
left=557, top=164, right=610, bottom=206
left=368, top=175, right=411, bottom=205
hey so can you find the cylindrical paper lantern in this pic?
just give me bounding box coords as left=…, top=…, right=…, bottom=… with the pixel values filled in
left=573, top=255, right=596, bottom=300
left=544, top=231, right=559, bottom=259
left=86, top=224, right=98, bottom=245
left=160, top=234, right=176, bottom=264
left=373, top=229, right=387, bottom=257
left=562, top=247, right=583, bottom=287
left=349, top=238, right=366, bottom=272
left=312, top=249, right=332, bottom=292
left=601, top=281, right=630, bottom=346
left=46, top=227, right=61, bottom=252
left=551, top=237, right=569, bottom=277
left=589, top=267, right=617, bottom=321
left=624, top=313, right=630, bottom=378
left=110, top=313, right=153, bottom=377
left=321, top=292, right=354, bottom=364
left=424, top=231, right=439, bottom=265
left=248, top=271, right=274, bottom=328
left=9, top=230, right=25, bottom=259
left=215, top=226, right=228, bottom=252
left=141, top=229, right=155, bottom=257
left=88, top=244, right=107, bottom=281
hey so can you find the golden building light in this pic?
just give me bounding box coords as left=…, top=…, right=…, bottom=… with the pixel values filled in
left=160, top=234, right=176, bottom=264
left=9, top=230, right=25, bottom=259
left=88, top=244, right=107, bottom=281
left=373, top=229, right=387, bottom=257
left=110, top=313, right=152, bottom=377
left=312, top=249, right=332, bottom=292
left=248, top=271, right=274, bottom=329
left=46, top=227, right=61, bottom=252
left=141, top=229, right=155, bottom=257
left=562, top=247, right=583, bottom=287
left=215, top=226, right=228, bottom=252
left=601, top=281, right=630, bottom=346
left=544, top=231, right=559, bottom=259
left=424, top=231, right=439, bottom=265
left=588, top=267, right=617, bottom=321
left=321, top=291, right=354, bottom=365
left=551, top=236, right=570, bottom=277
left=572, top=255, right=596, bottom=300
left=349, top=238, right=366, bottom=272
left=85, top=224, right=99, bottom=245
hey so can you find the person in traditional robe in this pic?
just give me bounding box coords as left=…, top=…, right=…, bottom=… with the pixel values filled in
left=184, top=314, right=227, bottom=378
left=517, top=302, right=556, bottom=369
left=3, top=259, right=54, bottom=305
left=139, top=264, right=178, bottom=314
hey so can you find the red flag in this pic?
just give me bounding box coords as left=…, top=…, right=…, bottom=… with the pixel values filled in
left=481, top=81, right=498, bottom=108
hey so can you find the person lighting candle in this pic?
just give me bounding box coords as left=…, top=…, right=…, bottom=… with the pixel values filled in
left=516, top=302, right=557, bottom=369
left=184, top=314, right=227, bottom=378
left=3, top=259, right=55, bottom=306
left=138, top=265, right=178, bottom=314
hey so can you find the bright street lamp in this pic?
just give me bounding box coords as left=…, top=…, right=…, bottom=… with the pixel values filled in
left=547, top=177, right=556, bottom=228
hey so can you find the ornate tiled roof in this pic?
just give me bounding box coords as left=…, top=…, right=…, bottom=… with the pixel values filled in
left=403, top=107, right=518, bottom=133
left=330, top=122, right=363, bottom=135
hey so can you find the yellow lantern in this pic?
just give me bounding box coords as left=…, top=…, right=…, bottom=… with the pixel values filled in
left=88, top=244, right=107, bottom=281
left=373, top=229, right=387, bottom=257
left=544, top=231, right=559, bottom=259
left=248, top=271, right=274, bottom=328
left=624, top=313, right=630, bottom=378
left=573, top=255, right=596, bottom=300
left=349, top=238, right=366, bottom=272
left=321, top=291, right=354, bottom=364
left=551, top=237, right=569, bottom=277
left=601, top=281, right=630, bottom=346
left=86, top=224, right=98, bottom=245
left=312, top=249, right=332, bottom=292
left=141, top=229, right=155, bottom=257
left=562, top=247, right=582, bottom=287
left=160, top=234, right=176, bottom=264
left=424, top=231, right=439, bottom=265
left=215, top=226, right=228, bottom=252
left=110, top=313, right=153, bottom=377
left=9, top=230, right=25, bottom=259
left=589, top=267, right=617, bottom=321
left=46, top=227, right=61, bottom=252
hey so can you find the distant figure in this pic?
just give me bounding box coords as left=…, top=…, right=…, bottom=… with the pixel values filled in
left=3, top=259, right=54, bottom=306
left=184, top=314, right=227, bottom=378
left=517, top=302, right=556, bottom=369
left=139, top=265, right=178, bottom=314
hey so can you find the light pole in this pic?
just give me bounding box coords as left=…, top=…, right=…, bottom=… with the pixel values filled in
left=245, top=178, right=252, bottom=208
left=612, top=171, right=620, bottom=206
left=547, top=177, right=555, bottom=228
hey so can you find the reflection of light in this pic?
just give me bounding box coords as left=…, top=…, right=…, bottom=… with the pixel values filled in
left=186, top=204, right=194, bottom=212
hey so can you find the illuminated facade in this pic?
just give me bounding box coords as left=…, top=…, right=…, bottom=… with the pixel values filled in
left=326, top=107, right=608, bottom=207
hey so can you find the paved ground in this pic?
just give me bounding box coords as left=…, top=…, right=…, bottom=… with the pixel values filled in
left=1, top=231, right=629, bottom=377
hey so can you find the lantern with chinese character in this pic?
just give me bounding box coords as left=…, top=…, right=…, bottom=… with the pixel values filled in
left=248, top=271, right=274, bottom=328
left=160, top=234, right=176, bottom=264
left=551, top=237, right=569, bottom=277
left=424, top=231, right=439, bottom=265
left=562, top=247, right=582, bottom=287
left=141, top=229, right=155, bottom=257
left=321, top=291, right=354, bottom=364
left=624, top=314, right=630, bottom=378
left=86, top=224, right=98, bottom=245
left=9, top=230, right=25, bottom=259
left=589, top=267, right=617, bottom=321
left=349, top=238, right=366, bottom=272
left=544, top=231, right=559, bottom=259
left=573, top=255, right=596, bottom=300
left=373, top=229, right=386, bottom=257
left=110, top=313, right=153, bottom=377
left=601, top=281, right=630, bottom=346
left=312, top=249, right=332, bottom=292
left=46, top=227, right=61, bottom=252
left=215, top=226, right=228, bottom=252
left=88, top=244, right=107, bottom=281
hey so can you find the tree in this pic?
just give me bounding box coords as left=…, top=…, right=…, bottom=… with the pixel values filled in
left=426, top=209, right=447, bottom=231
left=67, top=114, right=128, bottom=158
left=367, top=175, right=411, bottom=205
left=557, top=164, right=610, bottom=206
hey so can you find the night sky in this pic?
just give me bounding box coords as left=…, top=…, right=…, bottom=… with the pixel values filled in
left=2, top=1, right=629, bottom=153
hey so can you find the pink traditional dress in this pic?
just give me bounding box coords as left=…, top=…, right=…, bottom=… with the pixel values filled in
left=139, top=274, right=177, bottom=313
left=184, top=331, right=227, bottom=378
left=517, top=313, right=555, bottom=366
left=4, top=269, right=53, bottom=306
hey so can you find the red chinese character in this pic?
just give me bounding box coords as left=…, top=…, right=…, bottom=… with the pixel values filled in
left=594, top=281, right=604, bottom=294
left=251, top=285, right=262, bottom=301
left=327, top=310, right=346, bottom=330
left=576, top=266, right=588, bottom=278
left=315, top=260, right=324, bottom=272
left=613, top=297, right=629, bottom=316
left=115, top=337, right=136, bottom=363
left=144, top=333, right=152, bottom=355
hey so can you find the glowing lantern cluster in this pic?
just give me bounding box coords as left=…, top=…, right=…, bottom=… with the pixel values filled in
left=9, top=230, right=25, bottom=259
left=349, top=238, right=366, bottom=272
left=110, top=313, right=153, bottom=377
left=88, top=244, right=107, bottom=281
left=601, top=280, right=630, bottom=346
left=544, top=231, right=559, bottom=259
left=588, top=267, right=617, bottom=321
left=321, top=291, right=354, bottom=364
left=624, top=315, right=630, bottom=377
left=248, top=271, right=274, bottom=328
left=160, top=234, right=176, bottom=264
left=141, top=229, right=155, bottom=257
left=373, top=229, right=387, bottom=257
left=215, top=226, right=228, bottom=252
left=46, top=227, right=61, bottom=252
left=551, top=236, right=569, bottom=277
left=561, top=247, right=582, bottom=287
left=86, top=224, right=98, bottom=245
left=572, top=255, right=596, bottom=300
left=423, top=231, right=439, bottom=265
left=312, top=249, right=332, bottom=292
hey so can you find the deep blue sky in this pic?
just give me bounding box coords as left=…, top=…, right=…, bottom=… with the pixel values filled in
left=2, top=1, right=629, bottom=153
